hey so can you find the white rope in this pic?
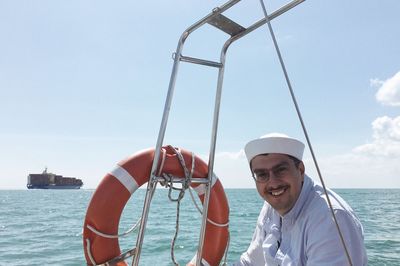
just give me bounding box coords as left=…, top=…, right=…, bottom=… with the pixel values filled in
left=258, top=1, right=353, bottom=265
left=85, top=238, right=98, bottom=266
left=157, top=146, right=230, bottom=265
left=221, top=231, right=230, bottom=266
left=86, top=218, right=141, bottom=239
left=157, top=147, right=167, bottom=177
left=189, top=186, right=203, bottom=214
left=85, top=238, right=136, bottom=266
left=164, top=146, right=192, bottom=266
left=188, top=186, right=229, bottom=227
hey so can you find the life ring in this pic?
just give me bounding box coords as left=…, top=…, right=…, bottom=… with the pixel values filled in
left=83, top=146, right=229, bottom=266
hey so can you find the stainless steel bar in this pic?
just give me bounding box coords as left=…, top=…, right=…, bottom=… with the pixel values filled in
left=131, top=182, right=156, bottom=266
left=180, top=55, right=223, bottom=68
left=132, top=2, right=243, bottom=265
left=132, top=29, right=187, bottom=266
left=155, top=176, right=210, bottom=184
left=132, top=1, right=243, bottom=264
left=195, top=2, right=306, bottom=263
left=99, top=248, right=136, bottom=266
left=196, top=45, right=228, bottom=266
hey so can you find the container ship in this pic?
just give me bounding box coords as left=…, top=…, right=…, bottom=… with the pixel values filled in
left=27, top=168, right=83, bottom=189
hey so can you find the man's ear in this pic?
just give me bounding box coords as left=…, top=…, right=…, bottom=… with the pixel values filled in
left=299, top=161, right=305, bottom=177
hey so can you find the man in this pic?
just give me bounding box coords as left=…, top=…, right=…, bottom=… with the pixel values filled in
left=233, top=133, right=367, bottom=265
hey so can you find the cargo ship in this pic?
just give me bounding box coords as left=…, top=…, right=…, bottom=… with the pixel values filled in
left=27, top=168, right=83, bottom=189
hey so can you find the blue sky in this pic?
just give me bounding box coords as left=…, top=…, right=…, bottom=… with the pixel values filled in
left=1, top=0, right=399, bottom=189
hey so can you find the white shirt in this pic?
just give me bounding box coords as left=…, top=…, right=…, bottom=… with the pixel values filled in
left=233, top=175, right=367, bottom=266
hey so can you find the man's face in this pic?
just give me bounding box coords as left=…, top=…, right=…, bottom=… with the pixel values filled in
left=251, top=153, right=305, bottom=216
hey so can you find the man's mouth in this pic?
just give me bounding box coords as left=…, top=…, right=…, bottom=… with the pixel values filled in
left=268, top=186, right=288, bottom=197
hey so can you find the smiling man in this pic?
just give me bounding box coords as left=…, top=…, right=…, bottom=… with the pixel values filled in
left=233, top=133, right=367, bottom=265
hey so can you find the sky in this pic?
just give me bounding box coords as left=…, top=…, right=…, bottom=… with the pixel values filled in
left=1, top=0, right=399, bottom=189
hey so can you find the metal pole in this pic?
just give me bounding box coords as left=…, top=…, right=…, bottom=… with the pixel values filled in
left=194, top=3, right=305, bottom=264
left=195, top=47, right=228, bottom=266
left=131, top=32, right=187, bottom=266
left=132, top=2, right=241, bottom=264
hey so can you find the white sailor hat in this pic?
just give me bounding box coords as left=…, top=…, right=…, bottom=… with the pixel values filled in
left=244, top=133, right=305, bottom=164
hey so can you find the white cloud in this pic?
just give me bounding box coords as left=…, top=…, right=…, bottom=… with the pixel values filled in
left=303, top=152, right=400, bottom=188
left=307, top=115, right=400, bottom=188
left=354, top=116, right=400, bottom=156
left=375, top=71, right=400, bottom=106
left=213, top=150, right=254, bottom=188
left=216, top=149, right=246, bottom=160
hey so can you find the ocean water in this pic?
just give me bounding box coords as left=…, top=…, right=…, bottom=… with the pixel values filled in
left=0, top=188, right=399, bottom=265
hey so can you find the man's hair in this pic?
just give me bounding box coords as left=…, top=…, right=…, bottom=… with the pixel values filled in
left=288, top=155, right=302, bottom=167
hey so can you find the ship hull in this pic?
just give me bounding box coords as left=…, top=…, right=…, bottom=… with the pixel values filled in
left=27, top=185, right=82, bottom=189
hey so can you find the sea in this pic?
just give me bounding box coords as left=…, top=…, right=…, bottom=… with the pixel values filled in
left=0, top=188, right=399, bottom=265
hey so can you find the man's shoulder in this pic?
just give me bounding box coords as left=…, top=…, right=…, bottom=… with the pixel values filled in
left=304, top=183, right=359, bottom=224
left=309, top=183, right=353, bottom=210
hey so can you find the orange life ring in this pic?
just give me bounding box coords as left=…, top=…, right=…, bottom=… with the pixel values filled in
left=83, top=146, right=229, bottom=266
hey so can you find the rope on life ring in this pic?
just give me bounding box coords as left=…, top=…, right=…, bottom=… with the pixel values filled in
left=83, top=146, right=230, bottom=266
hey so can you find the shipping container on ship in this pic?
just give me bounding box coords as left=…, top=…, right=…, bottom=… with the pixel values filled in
left=27, top=168, right=83, bottom=189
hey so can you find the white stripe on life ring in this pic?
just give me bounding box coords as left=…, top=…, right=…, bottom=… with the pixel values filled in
left=189, top=253, right=211, bottom=266
left=109, top=165, right=139, bottom=194
left=193, top=173, right=218, bottom=196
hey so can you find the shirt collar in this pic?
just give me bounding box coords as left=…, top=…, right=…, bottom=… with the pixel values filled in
left=281, top=174, right=313, bottom=222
